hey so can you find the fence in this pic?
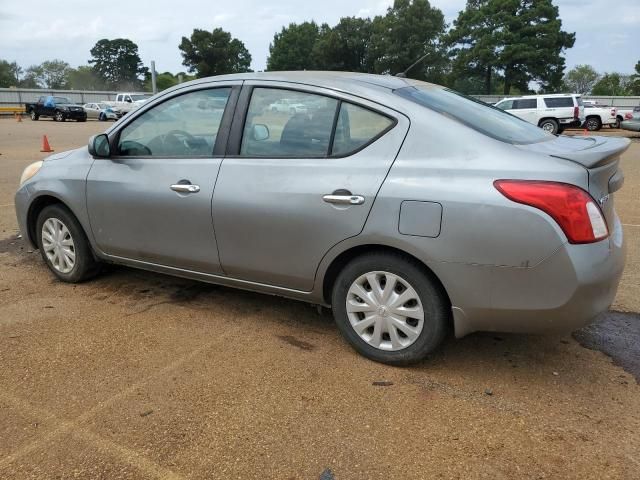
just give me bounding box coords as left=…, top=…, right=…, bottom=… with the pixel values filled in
left=0, top=88, right=150, bottom=113
left=2, top=87, right=640, bottom=113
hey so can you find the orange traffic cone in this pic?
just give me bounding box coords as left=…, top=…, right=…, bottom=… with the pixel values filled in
left=40, top=135, right=54, bottom=153
left=16, top=112, right=22, bottom=122
left=583, top=129, right=588, bottom=136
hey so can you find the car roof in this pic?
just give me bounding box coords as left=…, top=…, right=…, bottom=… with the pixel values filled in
left=173, top=71, right=430, bottom=98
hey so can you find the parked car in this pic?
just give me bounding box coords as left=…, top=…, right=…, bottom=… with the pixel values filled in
left=25, top=96, right=87, bottom=122
left=15, top=72, right=627, bottom=365
left=83, top=102, right=123, bottom=121
left=104, top=92, right=152, bottom=113
left=494, top=94, right=584, bottom=134
left=268, top=98, right=307, bottom=114
left=581, top=100, right=618, bottom=131
left=621, top=113, right=640, bottom=132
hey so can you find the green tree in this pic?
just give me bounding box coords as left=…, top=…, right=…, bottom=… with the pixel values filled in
left=312, top=17, right=374, bottom=72
left=267, top=22, right=322, bottom=71
left=19, top=65, right=42, bottom=88
left=67, top=65, right=106, bottom=90
left=563, top=64, right=599, bottom=94
left=448, top=0, right=575, bottom=94
left=179, top=28, right=252, bottom=78
left=0, top=60, right=21, bottom=87
left=591, top=73, right=632, bottom=96
left=39, top=59, right=72, bottom=88
left=369, top=0, right=448, bottom=82
left=89, top=39, right=148, bottom=89
left=630, top=60, right=640, bottom=95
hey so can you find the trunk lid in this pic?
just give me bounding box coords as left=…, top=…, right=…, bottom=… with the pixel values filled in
left=517, top=135, right=630, bottom=228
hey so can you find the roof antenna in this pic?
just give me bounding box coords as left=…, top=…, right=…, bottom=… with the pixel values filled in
left=396, top=52, right=430, bottom=78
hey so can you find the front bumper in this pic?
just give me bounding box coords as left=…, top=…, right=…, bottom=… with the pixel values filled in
left=63, top=110, right=87, bottom=120
left=450, top=215, right=626, bottom=337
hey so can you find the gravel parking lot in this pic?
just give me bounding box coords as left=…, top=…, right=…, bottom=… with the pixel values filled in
left=1, top=118, right=639, bottom=479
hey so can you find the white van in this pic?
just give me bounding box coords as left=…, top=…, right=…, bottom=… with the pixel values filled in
left=494, top=94, right=585, bottom=134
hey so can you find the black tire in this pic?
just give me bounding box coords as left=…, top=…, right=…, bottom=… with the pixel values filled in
left=585, top=116, right=601, bottom=131
left=30, top=111, right=39, bottom=121
left=54, top=111, right=65, bottom=122
left=36, top=204, right=100, bottom=283
left=539, top=118, right=559, bottom=135
left=331, top=252, right=449, bottom=365
left=99, top=112, right=105, bottom=121
left=612, top=117, right=622, bottom=129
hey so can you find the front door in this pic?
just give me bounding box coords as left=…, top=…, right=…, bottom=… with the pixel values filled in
left=213, top=84, right=409, bottom=291
left=86, top=85, right=238, bottom=274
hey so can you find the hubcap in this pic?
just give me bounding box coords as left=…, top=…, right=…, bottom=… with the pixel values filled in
left=41, top=218, right=76, bottom=274
left=542, top=122, right=555, bottom=133
left=346, top=271, right=425, bottom=351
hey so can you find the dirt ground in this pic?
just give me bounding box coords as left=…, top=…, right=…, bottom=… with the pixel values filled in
left=0, top=117, right=639, bottom=479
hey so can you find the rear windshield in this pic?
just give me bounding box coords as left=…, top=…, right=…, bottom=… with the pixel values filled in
left=394, top=86, right=552, bottom=145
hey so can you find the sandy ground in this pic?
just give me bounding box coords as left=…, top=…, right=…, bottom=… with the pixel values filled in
left=0, top=118, right=639, bottom=479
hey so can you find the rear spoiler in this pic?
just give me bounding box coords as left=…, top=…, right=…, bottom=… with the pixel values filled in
left=550, top=136, right=631, bottom=169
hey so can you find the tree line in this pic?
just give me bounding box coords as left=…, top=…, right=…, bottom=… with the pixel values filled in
left=1, top=0, right=638, bottom=96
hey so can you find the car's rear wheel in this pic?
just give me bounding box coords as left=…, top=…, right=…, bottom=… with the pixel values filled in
left=36, top=205, right=100, bottom=283
left=332, top=253, right=448, bottom=365
left=585, top=117, right=601, bottom=131
left=539, top=118, right=559, bottom=134
left=30, top=111, right=39, bottom=121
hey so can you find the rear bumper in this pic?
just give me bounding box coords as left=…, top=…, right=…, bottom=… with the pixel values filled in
left=450, top=215, right=626, bottom=337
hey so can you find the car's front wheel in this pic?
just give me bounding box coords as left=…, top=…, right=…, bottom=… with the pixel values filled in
left=36, top=205, right=100, bottom=283
left=585, top=117, right=601, bottom=131
left=332, top=253, right=449, bottom=365
left=54, top=111, right=65, bottom=122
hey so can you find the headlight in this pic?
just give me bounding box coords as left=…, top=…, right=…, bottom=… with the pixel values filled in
left=19, top=161, right=43, bottom=186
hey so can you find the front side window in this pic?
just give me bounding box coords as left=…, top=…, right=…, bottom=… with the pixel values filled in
left=117, top=88, right=231, bottom=157
left=332, top=103, right=393, bottom=156
left=240, top=88, right=338, bottom=157
left=496, top=100, right=514, bottom=110
left=395, top=85, right=552, bottom=145
left=513, top=99, right=537, bottom=109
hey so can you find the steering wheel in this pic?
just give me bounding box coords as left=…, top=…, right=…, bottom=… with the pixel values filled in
left=148, top=129, right=199, bottom=155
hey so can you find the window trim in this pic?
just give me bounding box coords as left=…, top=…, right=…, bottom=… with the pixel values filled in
left=108, top=85, right=241, bottom=160
left=227, top=85, right=398, bottom=159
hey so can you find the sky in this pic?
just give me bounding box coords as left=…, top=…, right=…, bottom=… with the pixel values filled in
left=1, top=0, right=639, bottom=75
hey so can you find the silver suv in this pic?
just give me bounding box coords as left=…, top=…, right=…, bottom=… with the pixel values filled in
left=15, top=72, right=626, bottom=365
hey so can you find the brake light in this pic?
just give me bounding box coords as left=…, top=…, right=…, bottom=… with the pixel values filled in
left=574, top=106, right=579, bottom=118
left=494, top=180, right=608, bottom=244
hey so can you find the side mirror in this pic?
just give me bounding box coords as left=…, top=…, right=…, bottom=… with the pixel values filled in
left=126, top=98, right=132, bottom=103
left=252, top=124, right=270, bottom=141
left=88, top=134, right=111, bottom=158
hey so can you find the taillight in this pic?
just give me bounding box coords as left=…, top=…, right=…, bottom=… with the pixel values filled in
left=494, top=180, right=608, bottom=244
left=573, top=106, right=579, bottom=118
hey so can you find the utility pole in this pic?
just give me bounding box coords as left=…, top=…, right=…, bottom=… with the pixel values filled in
left=151, top=61, right=157, bottom=94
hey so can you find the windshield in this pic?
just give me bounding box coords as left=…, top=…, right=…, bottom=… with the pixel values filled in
left=130, top=94, right=151, bottom=102
left=394, top=85, right=553, bottom=145
left=97, top=103, right=110, bottom=109
left=54, top=97, right=71, bottom=104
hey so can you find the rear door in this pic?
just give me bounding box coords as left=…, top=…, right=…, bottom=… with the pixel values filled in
left=86, top=83, right=240, bottom=274
left=512, top=98, right=538, bottom=124
left=212, top=83, right=409, bottom=291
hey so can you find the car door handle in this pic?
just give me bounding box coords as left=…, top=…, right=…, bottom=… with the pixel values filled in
left=170, top=184, right=200, bottom=193
left=323, top=194, right=365, bottom=205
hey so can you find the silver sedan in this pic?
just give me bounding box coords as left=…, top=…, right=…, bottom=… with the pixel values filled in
left=15, top=72, right=627, bottom=365
left=82, top=102, right=122, bottom=121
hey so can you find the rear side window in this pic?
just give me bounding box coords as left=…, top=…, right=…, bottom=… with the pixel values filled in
left=496, top=100, right=513, bottom=110
left=332, top=103, right=393, bottom=156
left=513, top=99, right=537, bottom=109
left=395, top=86, right=552, bottom=145
left=241, top=88, right=337, bottom=157
left=544, top=97, right=574, bottom=108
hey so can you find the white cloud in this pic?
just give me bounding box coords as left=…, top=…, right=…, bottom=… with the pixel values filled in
left=0, top=0, right=638, bottom=74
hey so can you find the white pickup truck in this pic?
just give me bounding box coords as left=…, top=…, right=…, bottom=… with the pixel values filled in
left=104, top=92, right=153, bottom=113
left=582, top=100, right=618, bottom=130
